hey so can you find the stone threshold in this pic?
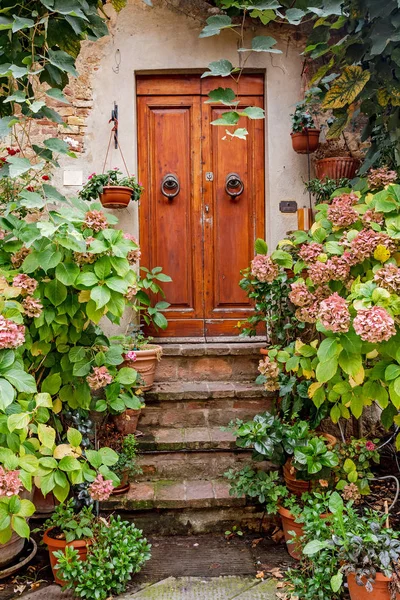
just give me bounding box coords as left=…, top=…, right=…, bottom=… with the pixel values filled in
left=139, top=426, right=237, bottom=451
left=146, top=381, right=270, bottom=401
left=159, top=342, right=266, bottom=357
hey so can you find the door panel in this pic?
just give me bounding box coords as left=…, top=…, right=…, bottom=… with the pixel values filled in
left=202, top=97, right=265, bottom=337
left=137, top=95, right=204, bottom=336
left=137, top=75, right=265, bottom=339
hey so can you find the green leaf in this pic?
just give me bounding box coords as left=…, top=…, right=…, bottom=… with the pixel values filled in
left=38, top=423, right=56, bottom=448
left=339, top=350, right=362, bottom=377
left=55, top=262, right=80, bottom=286
left=7, top=413, right=31, bottom=432
left=201, top=59, right=234, bottom=78
left=241, top=106, right=265, bottom=119
left=350, top=394, right=364, bottom=419
left=316, top=359, right=338, bottom=383
left=94, top=256, right=112, bottom=280
left=67, top=427, right=82, bottom=447
left=4, top=370, right=36, bottom=393
left=98, top=447, right=119, bottom=466
left=45, top=279, right=67, bottom=306
left=41, top=373, right=62, bottom=395
left=115, top=367, right=137, bottom=385
left=385, top=364, right=400, bottom=381
left=46, top=88, right=70, bottom=104
left=90, top=286, right=111, bottom=309
left=331, top=572, right=343, bottom=593
left=18, top=191, right=45, bottom=209
left=200, top=15, right=234, bottom=38
left=0, top=378, right=15, bottom=410
left=69, top=347, right=86, bottom=363
left=211, top=111, right=240, bottom=126
left=206, top=87, right=237, bottom=105
left=285, top=8, right=305, bottom=25
left=255, top=238, right=268, bottom=255
left=47, top=49, right=78, bottom=76
left=317, top=338, right=340, bottom=362
left=7, top=156, right=32, bottom=178
left=239, top=35, right=281, bottom=54
left=303, top=539, right=329, bottom=555
left=329, top=491, right=344, bottom=515
left=44, top=137, right=70, bottom=154
left=77, top=272, right=99, bottom=287
left=271, top=249, right=292, bottom=268
left=85, top=449, right=102, bottom=469
left=58, top=456, right=81, bottom=472
left=12, top=516, right=29, bottom=539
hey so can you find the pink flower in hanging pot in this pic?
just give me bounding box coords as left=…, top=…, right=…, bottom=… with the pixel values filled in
left=88, top=172, right=96, bottom=180
left=125, top=350, right=137, bottom=362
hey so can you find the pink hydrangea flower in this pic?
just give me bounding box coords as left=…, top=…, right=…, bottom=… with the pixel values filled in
left=0, top=316, right=25, bottom=349
left=289, top=282, right=314, bottom=307
left=328, top=194, right=359, bottom=228
left=365, top=441, right=376, bottom=451
left=12, top=274, right=38, bottom=295
left=374, top=264, right=400, bottom=294
left=368, top=167, right=397, bottom=190
left=88, top=173, right=96, bottom=180
left=308, top=261, right=332, bottom=285
left=86, top=366, right=113, bottom=390
left=251, top=255, right=279, bottom=283
left=125, top=285, right=139, bottom=302
left=350, top=229, right=396, bottom=263
left=84, top=210, right=108, bottom=233
left=329, top=254, right=352, bottom=280
left=0, top=466, right=22, bottom=497
left=22, top=296, right=43, bottom=318
left=295, top=301, right=320, bottom=324
left=318, top=293, right=350, bottom=333
left=362, top=209, right=385, bottom=227
left=353, top=306, right=396, bottom=343
left=125, top=350, right=137, bottom=362
left=124, top=233, right=141, bottom=265
left=298, top=243, right=324, bottom=264
left=11, top=247, right=30, bottom=268
left=258, top=356, right=280, bottom=392
left=88, top=474, right=114, bottom=501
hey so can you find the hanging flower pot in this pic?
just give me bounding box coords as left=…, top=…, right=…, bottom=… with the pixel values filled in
left=99, top=185, right=133, bottom=208
left=315, top=157, right=359, bottom=180
left=347, top=573, right=400, bottom=600
left=79, top=169, right=143, bottom=210
left=291, top=129, right=320, bottom=154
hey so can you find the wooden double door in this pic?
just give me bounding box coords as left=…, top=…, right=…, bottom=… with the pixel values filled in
left=137, top=74, right=265, bottom=338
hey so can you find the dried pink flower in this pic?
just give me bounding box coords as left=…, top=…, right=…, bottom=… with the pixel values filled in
left=74, top=237, right=96, bottom=265
left=124, top=233, right=141, bottom=265
left=11, top=247, right=30, bottom=268
left=318, top=293, right=350, bottom=333
left=88, top=473, right=114, bottom=501
left=12, top=274, right=38, bottom=295
left=258, top=356, right=280, bottom=392
left=0, top=466, right=22, bottom=497
left=374, top=264, right=400, bottom=294
left=328, top=194, right=359, bottom=228
left=251, top=255, right=279, bottom=283
left=342, top=483, right=361, bottom=502
left=308, top=261, right=332, bottom=285
left=353, top=306, right=396, bottom=343
left=295, top=301, right=320, bottom=324
left=22, top=296, right=43, bottom=318
left=298, top=243, right=324, bottom=264
left=329, top=254, right=352, bottom=280
left=368, top=166, right=397, bottom=190
left=350, top=229, right=396, bottom=263
left=125, top=285, right=139, bottom=302
left=289, top=282, right=314, bottom=307
left=86, top=366, right=113, bottom=390
left=84, top=210, right=108, bottom=233
left=362, top=209, right=385, bottom=227
left=0, top=316, right=25, bottom=349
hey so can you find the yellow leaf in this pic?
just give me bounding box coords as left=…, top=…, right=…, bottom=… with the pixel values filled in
left=78, top=290, right=91, bottom=303
left=53, top=444, right=77, bottom=459
left=311, top=58, right=334, bottom=84
left=377, top=88, right=390, bottom=107
left=365, top=193, right=374, bottom=205
left=396, top=433, right=400, bottom=452
left=366, top=350, right=378, bottom=359
left=295, top=339, right=305, bottom=353
left=303, top=369, right=314, bottom=379
left=308, top=382, right=322, bottom=399
left=322, top=66, right=371, bottom=109
left=53, top=398, right=62, bottom=414
left=374, top=244, right=390, bottom=263
left=349, top=366, right=365, bottom=388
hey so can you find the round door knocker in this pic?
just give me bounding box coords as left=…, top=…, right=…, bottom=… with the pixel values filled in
left=161, top=173, right=180, bottom=200
left=225, top=172, right=244, bottom=199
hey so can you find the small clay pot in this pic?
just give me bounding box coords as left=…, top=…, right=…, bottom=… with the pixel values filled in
left=278, top=506, right=304, bottom=560
left=347, top=572, right=400, bottom=600
left=125, top=345, right=162, bottom=391
left=291, top=130, right=320, bottom=154
left=113, top=409, right=141, bottom=435
left=43, top=528, right=91, bottom=586
left=315, top=157, right=359, bottom=180
left=0, top=532, right=25, bottom=569
left=33, top=488, right=58, bottom=515
left=111, top=469, right=130, bottom=495
left=99, top=185, right=132, bottom=209
left=260, top=348, right=269, bottom=357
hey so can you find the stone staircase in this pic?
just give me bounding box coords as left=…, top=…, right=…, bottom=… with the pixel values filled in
left=103, top=343, right=273, bottom=534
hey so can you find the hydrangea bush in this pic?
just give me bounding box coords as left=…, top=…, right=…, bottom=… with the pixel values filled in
left=251, top=168, right=400, bottom=440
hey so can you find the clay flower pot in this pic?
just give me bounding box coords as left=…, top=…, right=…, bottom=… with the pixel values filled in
left=125, top=345, right=162, bottom=391
left=278, top=506, right=304, bottom=560
left=347, top=572, right=400, bottom=600
left=283, top=433, right=337, bottom=496
left=43, top=528, right=91, bottom=586
left=113, top=408, right=142, bottom=435
left=260, top=348, right=269, bottom=357
left=291, top=129, right=320, bottom=154
left=99, top=185, right=132, bottom=209
left=315, top=157, right=359, bottom=180
left=0, top=531, right=26, bottom=569
left=111, top=469, right=130, bottom=495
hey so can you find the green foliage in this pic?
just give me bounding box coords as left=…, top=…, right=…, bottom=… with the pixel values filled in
left=54, top=515, right=151, bottom=600
left=290, top=101, right=317, bottom=133
left=335, top=438, right=380, bottom=495
left=79, top=169, right=144, bottom=203
left=0, top=495, right=35, bottom=544
left=42, top=500, right=95, bottom=543
left=304, top=177, right=351, bottom=205
left=225, top=466, right=288, bottom=514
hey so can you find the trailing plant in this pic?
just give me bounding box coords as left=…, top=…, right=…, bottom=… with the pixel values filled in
left=304, top=177, right=351, bottom=205
left=225, top=467, right=288, bottom=514
left=79, top=169, right=144, bottom=203
left=54, top=514, right=151, bottom=600
left=291, top=101, right=317, bottom=133
left=97, top=424, right=141, bottom=480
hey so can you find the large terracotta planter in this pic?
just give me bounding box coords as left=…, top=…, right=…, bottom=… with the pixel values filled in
left=347, top=572, right=400, bottom=600
left=43, top=528, right=91, bottom=585
left=315, top=157, right=359, bottom=180
left=0, top=532, right=25, bottom=568
left=125, top=345, right=162, bottom=391
left=283, top=433, right=337, bottom=496
left=278, top=506, right=304, bottom=560
left=99, top=185, right=132, bottom=209
left=291, top=130, right=320, bottom=154
left=113, top=408, right=141, bottom=435
left=33, top=488, right=58, bottom=515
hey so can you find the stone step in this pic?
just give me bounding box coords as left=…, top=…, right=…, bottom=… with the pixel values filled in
left=137, top=449, right=268, bottom=481
left=140, top=381, right=272, bottom=429
left=102, top=478, right=267, bottom=534
left=138, top=426, right=239, bottom=452
left=156, top=343, right=264, bottom=383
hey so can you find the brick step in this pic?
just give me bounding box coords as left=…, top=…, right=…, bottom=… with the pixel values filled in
left=156, top=343, right=265, bottom=383
left=137, top=449, right=268, bottom=481
left=138, top=426, right=239, bottom=452
left=140, top=381, right=272, bottom=429
left=101, top=478, right=268, bottom=534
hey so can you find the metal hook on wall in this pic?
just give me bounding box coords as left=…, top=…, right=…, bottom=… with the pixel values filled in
left=110, top=102, right=118, bottom=150
left=112, top=49, right=121, bottom=74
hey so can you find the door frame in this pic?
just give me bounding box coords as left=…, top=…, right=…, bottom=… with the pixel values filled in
left=135, top=71, right=266, bottom=340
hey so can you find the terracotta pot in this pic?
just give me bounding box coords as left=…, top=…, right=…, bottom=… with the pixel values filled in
left=260, top=348, right=269, bottom=356
left=43, top=528, right=91, bottom=586
left=347, top=573, right=400, bottom=600
left=291, top=130, right=320, bottom=154
left=33, top=488, right=58, bottom=515
left=0, top=532, right=25, bottom=569
left=125, top=345, right=162, bottom=391
left=315, top=157, right=359, bottom=180
left=113, top=409, right=141, bottom=435
left=111, top=469, right=130, bottom=495
left=278, top=506, right=304, bottom=560
left=99, top=185, right=132, bottom=209
left=283, top=433, right=337, bottom=496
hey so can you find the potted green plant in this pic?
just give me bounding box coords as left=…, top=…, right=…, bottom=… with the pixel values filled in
left=304, top=176, right=351, bottom=204
left=79, top=168, right=144, bottom=208
left=290, top=101, right=320, bottom=154
left=54, top=514, right=151, bottom=600
left=97, top=424, right=141, bottom=494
